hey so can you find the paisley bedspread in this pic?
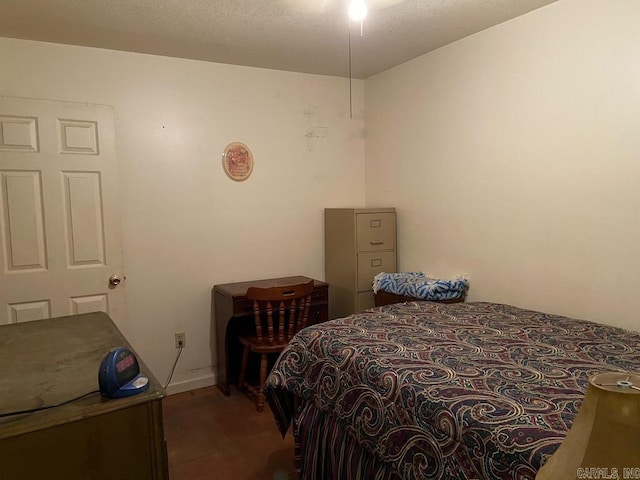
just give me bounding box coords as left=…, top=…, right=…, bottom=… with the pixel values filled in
left=264, top=301, right=640, bottom=480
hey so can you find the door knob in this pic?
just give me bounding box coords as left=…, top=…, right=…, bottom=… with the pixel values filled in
left=109, top=274, right=122, bottom=288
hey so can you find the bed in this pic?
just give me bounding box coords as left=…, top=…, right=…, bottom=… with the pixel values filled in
left=263, top=301, right=640, bottom=480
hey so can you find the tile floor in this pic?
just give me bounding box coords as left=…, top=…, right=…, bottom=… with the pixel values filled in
left=163, top=386, right=296, bottom=480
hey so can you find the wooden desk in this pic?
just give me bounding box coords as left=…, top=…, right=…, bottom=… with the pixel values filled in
left=0, top=312, right=168, bottom=480
left=213, top=275, right=328, bottom=395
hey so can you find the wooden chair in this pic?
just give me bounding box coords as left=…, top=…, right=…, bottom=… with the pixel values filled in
left=237, top=280, right=314, bottom=412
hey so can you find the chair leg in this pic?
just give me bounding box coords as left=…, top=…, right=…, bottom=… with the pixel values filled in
left=256, top=353, right=268, bottom=412
left=238, top=345, right=250, bottom=390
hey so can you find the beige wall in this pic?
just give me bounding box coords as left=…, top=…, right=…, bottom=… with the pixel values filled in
left=364, top=0, right=640, bottom=331
left=0, top=38, right=365, bottom=391
left=2, top=0, right=639, bottom=392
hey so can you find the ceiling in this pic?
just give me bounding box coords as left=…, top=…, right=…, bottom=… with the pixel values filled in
left=0, top=0, right=558, bottom=79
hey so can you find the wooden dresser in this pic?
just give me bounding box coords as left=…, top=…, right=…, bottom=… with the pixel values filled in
left=325, top=208, right=397, bottom=319
left=0, top=312, right=168, bottom=480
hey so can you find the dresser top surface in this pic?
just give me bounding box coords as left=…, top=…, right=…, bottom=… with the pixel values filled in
left=0, top=312, right=164, bottom=437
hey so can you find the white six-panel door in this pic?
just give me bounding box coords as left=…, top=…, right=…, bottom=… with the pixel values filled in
left=0, top=96, right=126, bottom=327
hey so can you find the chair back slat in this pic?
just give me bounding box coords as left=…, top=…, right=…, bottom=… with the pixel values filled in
left=298, top=294, right=310, bottom=331
left=266, top=300, right=274, bottom=342
left=279, top=299, right=289, bottom=342
left=252, top=301, right=263, bottom=341
left=247, top=280, right=314, bottom=346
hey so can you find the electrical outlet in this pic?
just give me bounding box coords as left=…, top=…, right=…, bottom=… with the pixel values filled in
left=174, top=332, right=186, bottom=348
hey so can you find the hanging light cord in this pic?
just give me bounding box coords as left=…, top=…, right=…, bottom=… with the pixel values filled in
left=348, top=21, right=353, bottom=119
left=348, top=16, right=365, bottom=120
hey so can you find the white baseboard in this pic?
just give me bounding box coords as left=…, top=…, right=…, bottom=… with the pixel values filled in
left=165, top=369, right=217, bottom=395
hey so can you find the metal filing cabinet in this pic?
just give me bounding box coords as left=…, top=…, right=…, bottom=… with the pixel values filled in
left=324, top=208, right=397, bottom=319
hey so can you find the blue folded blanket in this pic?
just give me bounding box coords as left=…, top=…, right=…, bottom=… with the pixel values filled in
left=372, top=272, right=468, bottom=301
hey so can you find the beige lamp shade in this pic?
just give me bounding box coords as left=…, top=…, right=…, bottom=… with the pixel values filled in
left=536, top=372, right=640, bottom=480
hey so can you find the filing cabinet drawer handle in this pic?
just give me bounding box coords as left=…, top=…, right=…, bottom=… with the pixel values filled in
left=370, top=241, right=384, bottom=246
left=370, top=258, right=383, bottom=267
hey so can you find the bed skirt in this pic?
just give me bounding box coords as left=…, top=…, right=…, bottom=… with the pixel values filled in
left=293, top=399, right=400, bottom=480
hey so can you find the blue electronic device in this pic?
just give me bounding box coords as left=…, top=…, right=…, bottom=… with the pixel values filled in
left=98, top=347, right=150, bottom=398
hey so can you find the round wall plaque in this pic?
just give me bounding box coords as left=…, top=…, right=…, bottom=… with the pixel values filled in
left=222, top=142, right=253, bottom=182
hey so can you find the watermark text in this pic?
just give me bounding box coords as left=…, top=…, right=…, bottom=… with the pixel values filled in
left=577, top=468, right=640, bottom=479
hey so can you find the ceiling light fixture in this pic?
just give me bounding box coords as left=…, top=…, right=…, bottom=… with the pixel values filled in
left=348, top=0, right=368, bottom=22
